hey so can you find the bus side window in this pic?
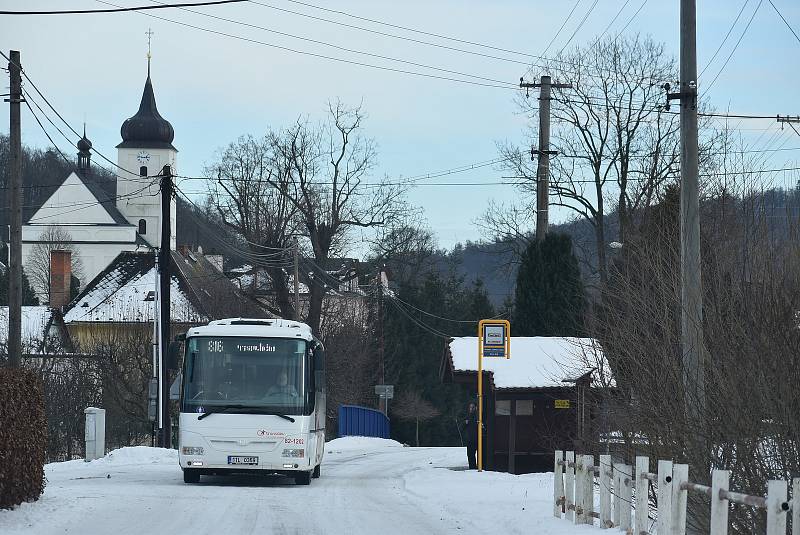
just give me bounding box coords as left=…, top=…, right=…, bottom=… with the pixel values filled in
left=313, top=345, right=325, bottom=393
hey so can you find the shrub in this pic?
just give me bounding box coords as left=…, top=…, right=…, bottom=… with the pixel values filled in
left=0, top=367, right=47, bottom=509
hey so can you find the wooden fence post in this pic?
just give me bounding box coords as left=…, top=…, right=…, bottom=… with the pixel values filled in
left=612, top=463, right=622, bottom=528
left=657, top=460, right=674, bottom=535
left=709, top=469, right=730, bottom=535
left=583, top=454, right=595, bottom=525
left=619, top=464, right=633, bottom=533
left=792, top=478, right=799, bottom=535
left=671, top=464, right=688, bottom=535
left=599, top=454, right=612, bottom=528
left=575, top=454, right=586, bottom=524
left=635, top=456, right=650, bottom=535
left=766, top=480, right=788, bottom=535
left=565, top=451, right=576, bottom=522
left=554, top=450, right=564, bottom=518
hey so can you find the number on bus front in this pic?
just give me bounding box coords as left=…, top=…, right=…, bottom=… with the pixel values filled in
left=208, top=340, right=224, bottom=353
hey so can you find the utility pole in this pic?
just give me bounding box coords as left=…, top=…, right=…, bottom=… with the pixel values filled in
left=520, top=75, right=572, bottom=241
left=293, top=237, right=300, bottom=321
left=377, top=268, right=385, bottom=415
left=159, top=165, right=173, bottom=448
left=678, top=0, right=705, bottom=427
left=6, top=50, right=23, bottom=368
left=777, top=115, right=800, bottom=137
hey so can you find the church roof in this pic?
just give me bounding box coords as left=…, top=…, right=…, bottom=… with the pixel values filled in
left=63, top=251, right=272, bottom=324
left=117, top=74, right=176, bottom=151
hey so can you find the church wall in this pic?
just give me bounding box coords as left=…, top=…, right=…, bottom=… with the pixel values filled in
left=22, top=224, right=140, bottom=303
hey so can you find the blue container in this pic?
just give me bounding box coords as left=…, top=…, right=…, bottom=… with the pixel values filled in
left=338, top=405, right=390, bottom=439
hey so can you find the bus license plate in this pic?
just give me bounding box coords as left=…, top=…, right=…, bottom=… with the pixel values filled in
left=228, top=456, right=258, bottom=465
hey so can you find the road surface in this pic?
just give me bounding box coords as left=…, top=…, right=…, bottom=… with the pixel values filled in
left=2, top=438, right=588, bottom=534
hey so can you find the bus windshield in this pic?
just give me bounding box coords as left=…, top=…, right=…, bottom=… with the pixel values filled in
left=181, top=336, right=309, bottom=415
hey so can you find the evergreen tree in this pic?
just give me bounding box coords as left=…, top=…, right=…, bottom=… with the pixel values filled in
left=0, top=267, right=40, bottom=306
left=513, top=233, right=584, bottom=336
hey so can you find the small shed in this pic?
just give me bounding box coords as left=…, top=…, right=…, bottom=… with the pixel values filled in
left=442, top=336, right=612, bottom=474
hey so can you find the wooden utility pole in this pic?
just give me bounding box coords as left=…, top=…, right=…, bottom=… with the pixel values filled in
left=159, top=165, right=173, bottom=448
left=293, top=237, right=300, bottom=321
left=6, top=50, right=23, bottom=368
left=520, top=75, right=572, bottom=241
left=679, top=0, right=705, bottom=424
left=377, top=268, right=386, bottom=414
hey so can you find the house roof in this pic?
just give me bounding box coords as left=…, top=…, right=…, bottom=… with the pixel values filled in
left=63, top=250, right=272, bottom=324
left=446, top=336, right=612, bottom=390
left=0, top=306, right=55, bottom=351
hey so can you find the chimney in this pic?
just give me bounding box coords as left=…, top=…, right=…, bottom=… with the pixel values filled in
left=50, top=250, right=72, bottom=309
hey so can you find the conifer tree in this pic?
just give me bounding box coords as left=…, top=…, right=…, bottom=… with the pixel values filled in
left=513, top=233, right=584, bottom=336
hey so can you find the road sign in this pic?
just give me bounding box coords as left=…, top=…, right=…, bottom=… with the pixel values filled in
left=554, top=399, right=571, bottom=409
left=374, top=384, right=394, bottom=399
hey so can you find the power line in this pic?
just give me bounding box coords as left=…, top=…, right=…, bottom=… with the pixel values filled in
left=613, top=0, right=648, bottom=38
left=767, top=0, right=800, bottom=45
left=698, top=0, right=750, bottom=78
left=95, top=0, right=517, bottom=90
left=0, top=0, right=246, bottom=15
left=556, top=0, right=599, bottom=58
left=145, top=0, right=516, bottom=87
left=705, top=0, right=764, bottom=91
left=541, top=0, right=582, bottom=59
left=593, top=0, right=632, bottom=44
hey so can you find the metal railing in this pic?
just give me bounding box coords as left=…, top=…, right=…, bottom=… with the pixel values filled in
left=553, top=450, right=799, bottom=534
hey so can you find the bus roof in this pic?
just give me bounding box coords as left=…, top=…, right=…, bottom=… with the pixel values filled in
left=185, top=318, right=314, bottom=341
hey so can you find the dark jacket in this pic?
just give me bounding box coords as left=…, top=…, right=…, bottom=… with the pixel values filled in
left=464, top=411, right=478, bottom=445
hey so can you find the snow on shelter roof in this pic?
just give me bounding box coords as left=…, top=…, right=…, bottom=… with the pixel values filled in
left=448, top=337, right=612, bottom=389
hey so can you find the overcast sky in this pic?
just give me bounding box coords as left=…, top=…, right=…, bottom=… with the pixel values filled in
left=2, top=0, right=799, bottom=252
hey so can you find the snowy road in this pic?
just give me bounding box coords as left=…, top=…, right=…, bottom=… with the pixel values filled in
left=2, top=438, right=592, bottom=534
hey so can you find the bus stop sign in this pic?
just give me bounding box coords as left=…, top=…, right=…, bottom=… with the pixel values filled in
left=479, top=320, right=510, bottom=359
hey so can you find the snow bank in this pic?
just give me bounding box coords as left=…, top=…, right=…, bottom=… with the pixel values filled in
left=326, top=436, right=404, bottom=452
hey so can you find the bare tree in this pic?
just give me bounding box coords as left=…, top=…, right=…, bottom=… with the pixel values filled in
left=262, top=101, right=408, bottom=334
left=207, top=135, right=300, bottom=319
left=392, top=390, right=440, bottom=447
left=494, top=35, right=681, bottom=285
left=26, top=226, right=84, bottom=302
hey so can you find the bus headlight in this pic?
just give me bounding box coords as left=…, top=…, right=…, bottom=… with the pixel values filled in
left=182, top=446, right=204, bottom=456
left=282, top=448, right=305, bottom=458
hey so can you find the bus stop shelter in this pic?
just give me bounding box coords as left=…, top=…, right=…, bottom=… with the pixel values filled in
left=442, top=336, right=612, bottom=474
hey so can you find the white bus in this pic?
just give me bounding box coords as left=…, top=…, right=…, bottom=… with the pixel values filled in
left=177, top=318, right=325, bottom=485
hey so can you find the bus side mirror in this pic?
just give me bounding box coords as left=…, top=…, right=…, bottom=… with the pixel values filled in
left=167, top=341, right=182, bottom=370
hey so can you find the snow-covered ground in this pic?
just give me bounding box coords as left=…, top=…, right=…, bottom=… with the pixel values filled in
left=2, top=438, right=597, bottom=534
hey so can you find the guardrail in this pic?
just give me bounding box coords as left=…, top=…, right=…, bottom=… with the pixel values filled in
left=553, top=450, right=799, bottom=534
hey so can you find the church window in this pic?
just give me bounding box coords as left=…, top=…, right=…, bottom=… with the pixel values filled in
left=140, top=166, right=148, bottom=177
left=138, top=219, right=147, bottom=235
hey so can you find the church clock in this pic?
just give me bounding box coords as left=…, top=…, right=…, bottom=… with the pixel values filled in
left=136, top=150, right=151, bottom=164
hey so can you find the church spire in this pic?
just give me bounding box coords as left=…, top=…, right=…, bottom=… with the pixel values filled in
left=146, top=28, right=154, bottom=77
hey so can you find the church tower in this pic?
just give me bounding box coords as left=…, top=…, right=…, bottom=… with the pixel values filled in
left=116, top=61, right=177, bottom=249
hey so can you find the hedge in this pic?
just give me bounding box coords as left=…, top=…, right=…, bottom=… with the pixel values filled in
left=0, top=367, right=47, bottom=509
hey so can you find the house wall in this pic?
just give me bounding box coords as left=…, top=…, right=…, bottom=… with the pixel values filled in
left=21, top=225, right=140, bottom=302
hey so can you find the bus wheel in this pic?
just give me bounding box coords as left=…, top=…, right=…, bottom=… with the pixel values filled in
left=312, top=465, right=320, bottom=478
left=183, top=469, right=201, bottom=484
left=294, top=471, right=311, bottom=485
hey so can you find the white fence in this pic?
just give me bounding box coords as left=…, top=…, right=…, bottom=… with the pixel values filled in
left=553, top=450, right=799, bottom=534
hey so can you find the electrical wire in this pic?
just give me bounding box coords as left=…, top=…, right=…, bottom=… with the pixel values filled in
left=767, top=0, right=800, bottom=46
left=541, top=0, right=582, bottom=59
left=555, top=0, right=599, bottom=58
left=145, top=0, right=516, bottom=87
left=698, top=0, right=750, bottom=79
left=613, top=0, right=648, bottom=39
left=389, top=294, right=506, bottom=324
left=592, top=0, right=632, bottom=45
left=386, top=296, right=454, bottom=340
left=0, top=0, right=246, bottom=15
left=705, top=0, right=764, bottom=92
left=94, top=0, right=517, bottom=90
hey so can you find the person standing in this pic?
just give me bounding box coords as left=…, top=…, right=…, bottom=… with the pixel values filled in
left=464, top=401, right=478, bottom=469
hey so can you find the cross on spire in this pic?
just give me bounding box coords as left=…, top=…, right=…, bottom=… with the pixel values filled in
left=146, top=28, right=154, bottom=75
